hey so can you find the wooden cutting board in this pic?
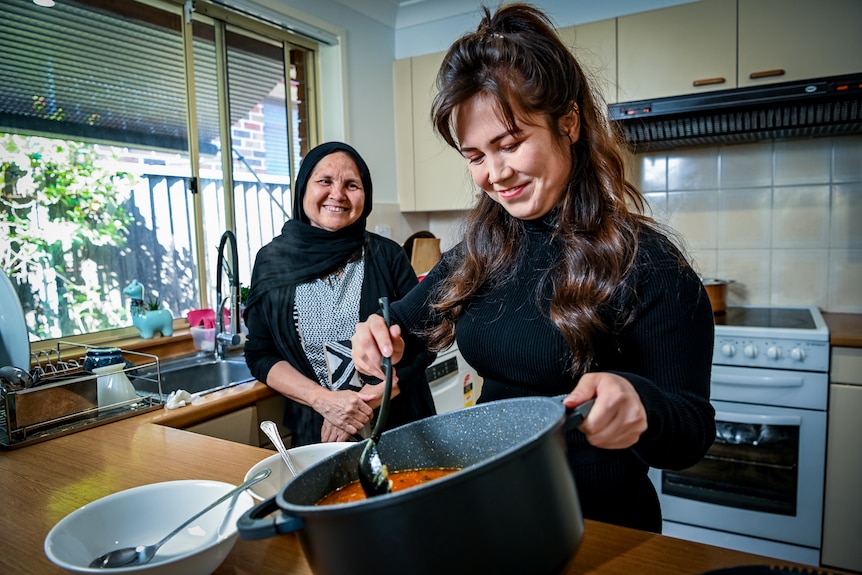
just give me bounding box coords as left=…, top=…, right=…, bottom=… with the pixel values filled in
left=410, top=237, right=441, bottom=276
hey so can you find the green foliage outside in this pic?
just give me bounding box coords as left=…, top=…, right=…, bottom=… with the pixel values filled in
left=1, top=134, right=135, bottom=338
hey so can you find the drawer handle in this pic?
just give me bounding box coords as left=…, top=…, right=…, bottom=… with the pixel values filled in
left=692, top=77, right=726, bottom=87
left=749, top=69, right=786, bottom=79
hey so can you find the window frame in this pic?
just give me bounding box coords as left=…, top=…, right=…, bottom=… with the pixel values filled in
left=8, top=0, right=322, bottom=354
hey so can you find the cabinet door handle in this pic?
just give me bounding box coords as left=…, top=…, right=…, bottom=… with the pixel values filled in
left=749, top=69, right=786, bottom=79
left=692, top=77, right=726, bottom=87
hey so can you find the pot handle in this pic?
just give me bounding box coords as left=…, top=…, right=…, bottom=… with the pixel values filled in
left=236, top=494, right=304, bottom=540
left=559, top=397, right=594, bottom=432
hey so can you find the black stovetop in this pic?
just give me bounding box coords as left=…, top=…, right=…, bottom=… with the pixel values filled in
left=715, top=307, right=817, bottom=330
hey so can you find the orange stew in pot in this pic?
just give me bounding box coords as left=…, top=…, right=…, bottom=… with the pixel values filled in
left=317, top=468, right=459, bottom=505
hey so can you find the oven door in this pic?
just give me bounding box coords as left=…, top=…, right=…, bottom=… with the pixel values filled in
left=652, top=399, right=826, bottom=549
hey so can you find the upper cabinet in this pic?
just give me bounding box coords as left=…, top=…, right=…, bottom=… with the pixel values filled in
left=394, top=52, right=477, bottom=212
left=737, top=0, right=862, bottom=87
left=617, top=0, right=737, bottom=102
left=394, top=0, right=862, bottom=212
left=558, top=19, right=618, bottom=105
left=617, top=0, right=862, bottom=103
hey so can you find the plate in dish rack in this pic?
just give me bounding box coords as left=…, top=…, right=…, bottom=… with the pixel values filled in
left=0, top=270, right=30, bottom=371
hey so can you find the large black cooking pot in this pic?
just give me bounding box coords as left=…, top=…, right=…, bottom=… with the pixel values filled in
left=237, top=396, right=591, bottom=575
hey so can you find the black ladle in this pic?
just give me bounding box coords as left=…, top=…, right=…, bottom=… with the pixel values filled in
left=357, top=296, right=394, bottom=497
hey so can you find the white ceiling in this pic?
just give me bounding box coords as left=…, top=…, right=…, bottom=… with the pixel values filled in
left=334, top=0, right=698, bottom=30
left=333, top=0, right=473, bottom=29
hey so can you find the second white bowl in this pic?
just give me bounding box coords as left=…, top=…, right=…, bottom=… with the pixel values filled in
left=245, top=442, right=354, bottom=500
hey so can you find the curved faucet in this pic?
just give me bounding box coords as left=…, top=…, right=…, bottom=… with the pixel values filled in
left=215, top=230, right=241, bottom=359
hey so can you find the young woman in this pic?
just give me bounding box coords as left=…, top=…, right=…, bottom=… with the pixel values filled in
left=351, top=4, right=715, bottom=532
left=244, top=142, right=435, bottom=447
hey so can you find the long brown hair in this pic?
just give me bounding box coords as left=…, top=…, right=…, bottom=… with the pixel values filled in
left=428, top=3, right=657, bottom=374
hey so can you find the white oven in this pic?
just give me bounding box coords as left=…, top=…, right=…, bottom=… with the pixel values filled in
left=425, top=345, right=483, bottom=414
left=651, top=306, right=829, bottom=567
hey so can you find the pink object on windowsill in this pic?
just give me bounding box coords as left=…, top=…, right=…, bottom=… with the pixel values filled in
left=187, top=309, right=216, bottom=329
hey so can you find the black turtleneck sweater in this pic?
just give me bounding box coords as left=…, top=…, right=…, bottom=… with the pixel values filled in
left=390, top=219, right=715, bottom=532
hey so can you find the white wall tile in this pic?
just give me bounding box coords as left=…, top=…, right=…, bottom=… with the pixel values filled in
left=720, top=142, right=773, bottom=188
left=831, top=183, right=862, bottom=249
left=772, top=185, right=830, bottom=249
left=687, top=248, right=716, bottom=278
left=427, top=211, right=467, bottom=251
left=718, top=188, right=772, bottom=249
left=770, top=249, right=829, bottom=308
left=643, top=191, right=669, bottom=225
left=667, top=190, right=718, bottom=249
left=828, top=249, right=862, bottom=313
left=369, top=202, right=431, bottom=245
left=653, top=136, right=860, bottom=312
left=667, top=148, right=719, bottom=191
left=638, top=153, right=668, bottom=192
left=833, top=135, right=862, bottom=183
left=774, top=139, right=831, bottom=186
left=717, top=249, right=772, bottom=306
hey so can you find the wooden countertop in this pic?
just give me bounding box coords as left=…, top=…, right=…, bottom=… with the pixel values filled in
left=0, top=408, right=837, bottom=575
left=823, top=312, right=862, bottom=348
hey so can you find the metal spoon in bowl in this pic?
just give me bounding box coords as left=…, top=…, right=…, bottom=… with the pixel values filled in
left=357, top=296, right=394, bottom=498
left=89, top=467, right=271, bottom=569
left=260, top=419, right=299, bottom=476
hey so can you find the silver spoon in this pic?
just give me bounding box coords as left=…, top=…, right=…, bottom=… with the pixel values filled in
left=89, top=467, right=271, bottom=569
left=260, top=419, right=299, bottom=476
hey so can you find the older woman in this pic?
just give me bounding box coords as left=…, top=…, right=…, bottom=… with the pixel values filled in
left=244, top=141, right=435, bottom=446
left=351, top=4, right=715, bottom=532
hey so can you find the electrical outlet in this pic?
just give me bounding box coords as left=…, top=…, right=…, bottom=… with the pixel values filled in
left=374, top=225, right=392, bottom=238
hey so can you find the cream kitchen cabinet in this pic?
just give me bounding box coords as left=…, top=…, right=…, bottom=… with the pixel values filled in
left=558, top=18, right=617, bottom=105
left=394, top=52, right=477, bottom=212
left=183, top=394, right=289, bottom=447
left=737, top=0, right=862, bottom=88
left=617, top=0, right=736, bottom=102
left=617, top=0, right=862, bottom=103
left=186, top=405, right=257, bottom=444
left=822, top=346, right=862, bottom=573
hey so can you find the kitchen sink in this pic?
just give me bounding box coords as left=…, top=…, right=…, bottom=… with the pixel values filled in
left=133, top=353, right=256, bottom=397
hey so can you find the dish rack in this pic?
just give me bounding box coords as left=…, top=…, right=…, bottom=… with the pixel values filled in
left=0, top=342, right=164, bottom=449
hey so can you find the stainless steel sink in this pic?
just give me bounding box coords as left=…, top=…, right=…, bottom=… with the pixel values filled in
left=133, top=353, right=255, bottom=397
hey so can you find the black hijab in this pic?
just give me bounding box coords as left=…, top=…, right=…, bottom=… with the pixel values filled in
left=245, top=142, right=373, bottom=310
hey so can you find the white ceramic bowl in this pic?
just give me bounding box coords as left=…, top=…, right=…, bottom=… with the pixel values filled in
left=245, top=442, right=354, bottom=500
left=44, top=479, right=254, bottom=575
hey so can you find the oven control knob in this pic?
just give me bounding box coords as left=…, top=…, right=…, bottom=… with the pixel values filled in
left=790, top=347, right=806, bottom=362
left=744, top=344, right=758, bottom=358
left=767, top=345, right=782, bottom=360
left=721, top=343, right=736, bottom=357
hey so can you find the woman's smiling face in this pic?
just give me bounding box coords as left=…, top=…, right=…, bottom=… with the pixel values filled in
left=302, top=151, right=366, bottom=231
left=455, top=93, right=578, bottom=221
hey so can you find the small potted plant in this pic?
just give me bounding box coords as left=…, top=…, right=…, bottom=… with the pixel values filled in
left=122, top=281, right=174, bottom=339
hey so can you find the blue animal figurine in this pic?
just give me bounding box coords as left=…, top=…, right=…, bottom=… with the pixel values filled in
left=123, top=280, right=173, bottom=339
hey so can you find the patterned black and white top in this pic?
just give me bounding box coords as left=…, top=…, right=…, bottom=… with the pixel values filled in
left=294, top=255, right=365, bottom=391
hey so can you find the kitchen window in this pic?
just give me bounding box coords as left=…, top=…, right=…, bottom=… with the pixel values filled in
left=0, top=0, right=319, bottom=345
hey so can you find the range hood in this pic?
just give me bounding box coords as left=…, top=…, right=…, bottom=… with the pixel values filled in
left=608, top=73, right=862, bottom=151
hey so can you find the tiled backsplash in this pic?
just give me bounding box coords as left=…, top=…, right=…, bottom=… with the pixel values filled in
left=401, top=135, right=862, bottom=314
left=631, top=135, right=862, bottom=313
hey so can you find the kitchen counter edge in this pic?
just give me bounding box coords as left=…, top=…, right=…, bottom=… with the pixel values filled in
left=823, top=312, right=862, bottom=348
